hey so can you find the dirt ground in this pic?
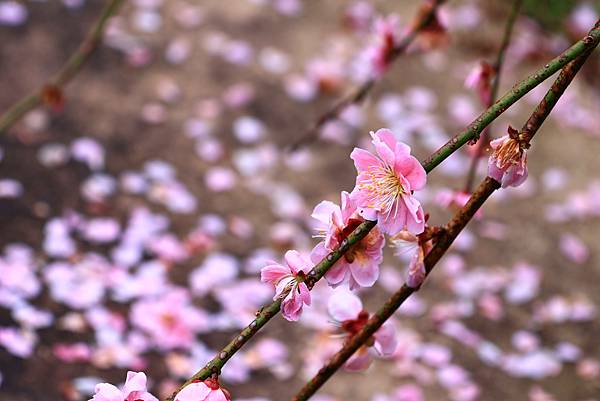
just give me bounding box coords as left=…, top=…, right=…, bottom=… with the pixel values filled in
left=1, top=1, right=600, bottom=401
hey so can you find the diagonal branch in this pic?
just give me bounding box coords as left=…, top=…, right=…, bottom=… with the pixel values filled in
left=0, top=0, right=124, bottom=134
left=464, top=0, right=523, bottom=192
left=165, top=21, right=600, bottom=401
left=289, top=0, right=446, bottom=151
left=422, top=19, right=600, bottom=173
left=290, top=40, right=599, bottom=401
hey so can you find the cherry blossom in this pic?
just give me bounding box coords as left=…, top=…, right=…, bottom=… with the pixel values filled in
left=261, top=250, right=312, bottom=321
left=174, top=378, right=231, bottom=401
left=89, top=371, right=158, bottom=401
left=488, top=126, right=529, bottom=188
left=351, top=128, right=427, bottom=235
left=327, top=289, right=397, bottom=370
left=310, top=191, right=385, bottom=289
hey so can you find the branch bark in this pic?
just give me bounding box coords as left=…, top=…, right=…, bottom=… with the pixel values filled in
left=0, top=0, right=124, bottom=134
left=290, top=35, right=599, bottom=401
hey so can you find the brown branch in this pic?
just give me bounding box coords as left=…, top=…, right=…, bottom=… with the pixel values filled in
left=0, top=0, right=125, bottom=134
left=464, top=0, right=523, bottom=192
left=290, top=41, right=598, bottom=401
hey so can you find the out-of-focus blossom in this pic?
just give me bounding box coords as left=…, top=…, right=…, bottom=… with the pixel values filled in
left=174, top=378, right=230, bottom=401
left=488, top=126, right=528, bottom=188
left=364, top=15, right=399, bottom=78
left=464, top=61, right=495, bottom=105
left=310, top=191, right=384, bottom=289
left=130, top=289, right=209, bottom=350
left=89, top=371, right=158, bottom=401
left=391, top=230, right=428, bottom=288
left=261, top=250, right=312, bottom=321
left=327, top=289, right=396, bottom=370
left=351, top=129, right=426, bottom=235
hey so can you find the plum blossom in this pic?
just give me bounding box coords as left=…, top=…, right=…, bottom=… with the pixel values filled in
left=130, top=289, right=209, bottom=350
left=261, top=250, right=312, bottom=321
left=351, top=129, right=427, bottom=236
left=366, top=15, right=399, bottom=78
left=310, top=191, right=385, bottom=289
left=488, top=126, right=528, bottom=188
left=327, top=289, right=397, bottom=370
left=89, top=371, right=158, bottom=401
left=391, top=230, right=430, bottom=288
left=464, top=61, right=495, bottom=105
left=174, top=378, right=230, bottom=401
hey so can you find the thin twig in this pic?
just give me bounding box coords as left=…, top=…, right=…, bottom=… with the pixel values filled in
left=290, top=42, right=598, bottom=401
left=165, top=23, right=600, bottom=401
left=0, top=0, right=125, bottom=134
left=289, top=0, right=446, bottom=151
left=464, top=0, right=523, bottom=192
left=291, top=176, right=499, bottom=401
left=421, top=19, right=600, bottom=173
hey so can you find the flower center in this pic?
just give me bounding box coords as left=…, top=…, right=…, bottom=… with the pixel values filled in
left=359, top=165, right=406, bottom=214
left=494, top=138, right=523, bottom=169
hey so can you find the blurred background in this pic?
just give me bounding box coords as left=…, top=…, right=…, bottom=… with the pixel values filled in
left=1, top=1, right=600, bottom=400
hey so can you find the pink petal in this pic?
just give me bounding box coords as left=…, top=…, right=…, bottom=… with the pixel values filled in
left=205, top=389, right=229, bottom=401
left=298, top=282, right=311, bottom=306
left=377, top=200, right=408, bottom=236
left=328, top=289, right=363, bottom=321
left=260, top=263, right=291, bottom=285
left=395, top=156, right=426, bottom=191
left=374, top=321, right=397, bottom=356
left=344, top=347, right=372, bottom=371
left=340, top=191, right=357, bottom=222
left=349, top=257, right=380, bottom=288
left=371, top=130, right=396, bottom=167
left=174, top=382, right=212, bottom=401
left=281, top=289, right=304, bottom=321
left=123, top=371, right=147, bottom=394
left=350, top=148, right=382, bottom=173
left=284, top=250, right=311, bottom=274
left=92, top=384, right=123, bottom=401
left=311, top=200, right=341, bottom=229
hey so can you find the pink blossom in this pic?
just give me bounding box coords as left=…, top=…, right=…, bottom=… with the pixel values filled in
left=351, top=129, right=427, bottom=236
left=464, top=61, right=495, bottom=105
left=310, top=191, right=385, bottom=289
left=366, top=15, right=399, bottom=78
left=327, top=289, right=396, bottom=370
left=174, top=379, right=230, bottom=401
left=260, top=250, right=312, bottom=321
left=89, top=371, right=158, bottom=401
left=559, top=233, right=589, bottom=264
left=130, top=289, right=209, bottom=350
left=391, top=231, right=428, bottom=288
left=488, top=126, right=528, bottom=188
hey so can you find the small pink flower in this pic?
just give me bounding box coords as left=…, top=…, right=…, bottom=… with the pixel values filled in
left=391, top=231, right=428, bottom=288
left=174, top=378, right=231, bottom=401
left=310, top=191, right=385, bottom=289
left=464, top=61, right=495, bottom=105
left=351, top=129, right=427, bottom=236
left=366, top=15, right=399, bottom=78
left=488, top=126, right=528, bottom=188
left=328, top=289, right=397, bottom=371
left=261, top=250, right=312, bottom=321
left=89, top=371, right=158, bottom=401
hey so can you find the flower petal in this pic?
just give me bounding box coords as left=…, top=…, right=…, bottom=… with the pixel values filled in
left=374, top=321, right=397, bottom=356
left=174, top=382, right=211, bottom=401
left=327, top=289, right=363, bottom=321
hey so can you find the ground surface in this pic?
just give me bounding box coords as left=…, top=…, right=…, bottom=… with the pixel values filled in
left=1, top=1, right=599, bottom=401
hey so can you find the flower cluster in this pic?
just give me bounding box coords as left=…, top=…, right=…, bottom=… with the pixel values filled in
left=261, top=129, right=428, bottom=353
